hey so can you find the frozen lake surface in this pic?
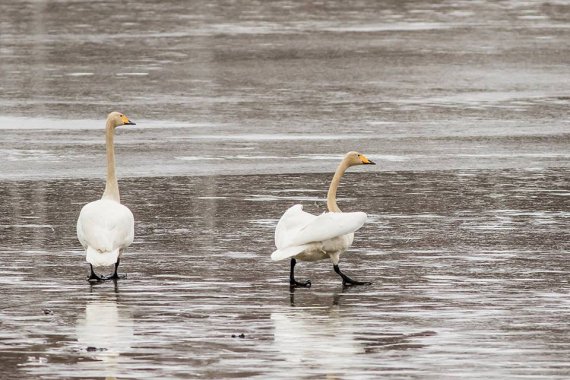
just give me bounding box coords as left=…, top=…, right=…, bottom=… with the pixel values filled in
left=0, top=0, right=569, bottom=378
left=1, top=169, right=569, bottom=379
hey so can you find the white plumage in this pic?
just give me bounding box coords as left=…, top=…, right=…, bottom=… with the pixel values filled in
left=272, top=204, right=367, bottom=261
left=76, top=111, right=136, bottom=280
left=271, top=151, right=376, bottom=287
left=77, top=199, right=134, bottom=267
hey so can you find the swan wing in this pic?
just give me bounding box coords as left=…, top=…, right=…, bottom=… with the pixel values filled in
left=275, top=204, right=317, bottom=249
left=289, top=211, right=367, bottom=247
left=77, top=199, right=134, bottom=255
left=275, top=204, right=367, bottom=249
left=271, top=244, right=312, bottom=261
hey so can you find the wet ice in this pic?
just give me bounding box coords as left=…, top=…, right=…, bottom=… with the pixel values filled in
left=1, top=0, right=569, bottom=378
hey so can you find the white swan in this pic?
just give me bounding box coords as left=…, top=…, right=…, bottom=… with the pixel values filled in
left=272, top=151, right=375, bottom=287
left=77, top=112, right=136, bottom=282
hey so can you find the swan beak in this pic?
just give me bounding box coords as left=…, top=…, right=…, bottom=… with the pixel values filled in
left=360, top=155, right=376, bottom=165
left=121, top=115, right=136, bottom=125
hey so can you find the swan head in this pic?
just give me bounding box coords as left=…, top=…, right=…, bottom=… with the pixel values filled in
left=345, top=151, right=375, bottom=166
left=107, top=111, right=136, bottom=128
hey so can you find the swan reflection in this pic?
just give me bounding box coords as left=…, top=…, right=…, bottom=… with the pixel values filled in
left=271, top=290, right=434, bottom=377
left=76, top=293, right=134, bottom=379
left=270, top=291, right=366, bottom=377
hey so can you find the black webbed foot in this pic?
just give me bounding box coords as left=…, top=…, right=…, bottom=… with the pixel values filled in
left=87, top=260, right=127, bottom=282
left=290, top=279, right=312, bottom=288
left=100, top=259, right=126, bottom=281
left=342, top=278, right=372, bottom=287
left=101, top=273, right=127, bottom=281
left=87, top=264, right=103, bottom=283
left=289, top=258, right=311, bottom=288
left=87, top=274, right=102, bottom=283
left=333, top=264, right=372, bottom=287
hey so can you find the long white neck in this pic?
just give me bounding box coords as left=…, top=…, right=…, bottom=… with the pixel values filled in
left=102, top=118, right=120, bottom=202
left=326, top=157, right=350, bottom=213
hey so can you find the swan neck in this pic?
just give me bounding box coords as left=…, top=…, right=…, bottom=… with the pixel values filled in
left=102, top=119, right=120, bottom=202
left=327, top=158, right=349, bottom=213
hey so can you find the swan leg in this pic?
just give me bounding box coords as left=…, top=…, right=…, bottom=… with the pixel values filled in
left=290, top=258, right=311, bottom=288
left=333, top=264, right=371, bottom=286
left=87, top=264, right=102, bottom=282
left=102, top=258, right=127, bottom=281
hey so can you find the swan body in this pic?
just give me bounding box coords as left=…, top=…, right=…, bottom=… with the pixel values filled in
left=77, top=199, right=134, bottom=267
left=272, top=151, right=375, bottom=287
left=272, top=204, right=366, bottom=262
left=76, top=111, right=136, bottom=281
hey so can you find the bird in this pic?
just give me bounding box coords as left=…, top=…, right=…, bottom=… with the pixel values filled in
left=271, top=151, right=375, bottom=287
left=76, top=112, right=136, bottom=282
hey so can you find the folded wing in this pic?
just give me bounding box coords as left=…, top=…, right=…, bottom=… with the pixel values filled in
left=77, top=199, right=134, bottom=259
left=273, top=204, right=367, bottom=261
left=271, top=244, right=312, bottom=261
left=275, top=204, right=317, bottom=249
left=292, top=211, right=367, bottom=247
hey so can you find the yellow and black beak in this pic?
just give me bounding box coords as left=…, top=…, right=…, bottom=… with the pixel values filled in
left=121, top=115, right=136, bottom=125
left=360, top=154, right=376, bottom=165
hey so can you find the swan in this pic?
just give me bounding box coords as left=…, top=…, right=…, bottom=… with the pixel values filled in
left=77, top=112, right=136, bottom=282
left=272, top=151, right=375, bottom=287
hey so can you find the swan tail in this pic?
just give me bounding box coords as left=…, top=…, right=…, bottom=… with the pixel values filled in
left=86, top=246, right=120, bottom=267
left=271, top=244, right=311, bottom=261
